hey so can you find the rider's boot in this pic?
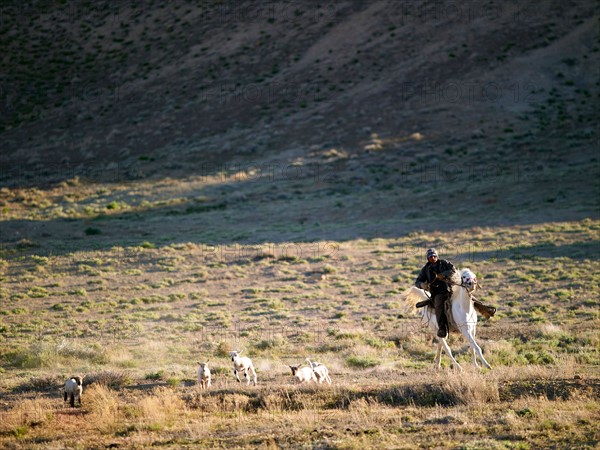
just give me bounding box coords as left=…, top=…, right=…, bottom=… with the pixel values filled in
left=434, top=293, right=448, bottom=338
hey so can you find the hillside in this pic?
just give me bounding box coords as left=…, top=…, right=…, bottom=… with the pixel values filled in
left=0, top=2, right=599, bottom=449
left=1, top=1, right=599, bottom=250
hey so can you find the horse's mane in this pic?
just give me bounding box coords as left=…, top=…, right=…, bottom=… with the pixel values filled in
left=450, top=269, right=464, bottom=286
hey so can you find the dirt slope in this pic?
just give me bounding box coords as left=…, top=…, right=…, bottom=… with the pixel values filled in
left=0, top=1, right=598, bottom=247
left=1, top=1, right=597, bottom=172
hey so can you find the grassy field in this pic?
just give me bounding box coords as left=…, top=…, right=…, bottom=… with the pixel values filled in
left=0, top=173, right=598, bottom=448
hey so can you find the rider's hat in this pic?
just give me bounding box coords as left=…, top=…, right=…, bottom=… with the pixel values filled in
left=426, top=248, right=438, bottom=259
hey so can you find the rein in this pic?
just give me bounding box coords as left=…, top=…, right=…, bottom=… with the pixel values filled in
left=442, top=275, right=477, bottom=299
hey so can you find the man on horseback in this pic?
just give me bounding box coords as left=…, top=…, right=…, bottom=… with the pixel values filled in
left=415, top=248, right=456, bottom=338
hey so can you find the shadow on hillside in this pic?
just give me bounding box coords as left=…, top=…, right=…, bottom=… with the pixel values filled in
left=1, top=208, right=597, bottom=264
left=451, top=241, right=598, bottom=263
left=1, top=154, right=598, bottom=260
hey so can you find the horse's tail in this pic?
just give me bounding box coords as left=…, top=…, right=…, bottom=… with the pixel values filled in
left=398, top=286, right=431, bottom=316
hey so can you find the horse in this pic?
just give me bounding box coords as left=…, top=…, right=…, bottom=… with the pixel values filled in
left=400, top=268, right=492, bottom=371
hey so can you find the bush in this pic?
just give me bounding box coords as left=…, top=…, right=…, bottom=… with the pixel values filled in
left=86, top=370, right=133, bottom=388
left=12, top=375, right=63, bottom=393
left=145, top=370, right=165, bottom=381
left=85, top=227, right=102, bottom=235
left=214, top=341, right=231, bottom=357
left=346, top=355, right=379, bottom=368
left=3, top=340, right=109, bottom=368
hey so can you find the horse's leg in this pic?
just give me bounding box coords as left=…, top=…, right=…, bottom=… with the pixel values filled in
left=434, top=339, right=443, bottom=369
left=460, top=326, right=491, bottom=369
left=439, top=338, right=463, bottom=371
left=471, top=347, right=479, bottom=368
left=428, top=309, right=444, bottom=369
left=470, top=323, right=480, bottom=367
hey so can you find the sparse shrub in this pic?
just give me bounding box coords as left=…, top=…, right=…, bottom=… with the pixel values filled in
left=106, top=200, right=128, bottom=210
left=56, top=340, right=109, bottom=364
left=214, top=341, right=230, bottom=357
left=364, top=336, right=395, bottom=349
left=12, top=425, right=28, bottom=438
left=145, top=370, right=165, bottom=380
left=2, top=340, right=107, bottom=368
left=27, top=374, right=63, bottom=391
left=70, top=288, right=88, bottom=297
left=137, top=387, right=184, bottom=429
left=254, top=335, right=287, bottom=350
left=516, top=407, right=534, bottom=417
left=442, top=373, right=500, bottom=405
left=16, top=239, right=36, bottom=249
left=27, top=286, right=49, bottom=298
left=322, top=264, right=336, bottom=274
left=86, top=370, right=133, bottom=388
left=522, top=350, right=556, bottom=365
left=209, top=365, right=231, bottom=376
left=277, top=255, right=300, bottom=263
left=30, top=255, right=49, bottom=265
left=87, top=384, right=120, bottom=433
left=266, top=298, right=284, bottom=310
left=166, top=377, right=181, bottom=387
left=85, top=227, right=102, bottom=235
left=78, top=264, right=99, bottom=275
left=346, top=355, right=379, bottom=368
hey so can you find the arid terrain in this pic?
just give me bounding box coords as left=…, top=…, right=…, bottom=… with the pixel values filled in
left=0, top=1, right=598, bottom=449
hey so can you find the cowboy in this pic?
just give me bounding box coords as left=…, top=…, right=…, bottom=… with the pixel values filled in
left=415, top=248, right=456, bottom=338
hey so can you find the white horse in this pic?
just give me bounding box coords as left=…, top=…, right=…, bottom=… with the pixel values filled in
left=400, top=268, right=492, bottom=370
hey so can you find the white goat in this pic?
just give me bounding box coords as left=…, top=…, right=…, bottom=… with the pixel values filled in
left=229, top=351, right=257, bottom=385
left=288, top=364, right=316, bottom=384
left=63, top=376, right=84, bottom=407
left=306, top=359, right=332, bottom=384
left=197, top=361, right=211, bottom=389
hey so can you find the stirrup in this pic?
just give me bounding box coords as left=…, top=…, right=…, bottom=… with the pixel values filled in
left=416, top=299, right=433, bottom=309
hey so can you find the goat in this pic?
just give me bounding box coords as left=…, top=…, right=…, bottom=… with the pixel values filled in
left=197, top=361, right=211, bottom=389
left=63, top=376, right=84, bottom=407
left=288, top=365, right=316, bottom=384
left=229, top=351, right=257, bottom=385
left=306, top=359, right=332, bottom=384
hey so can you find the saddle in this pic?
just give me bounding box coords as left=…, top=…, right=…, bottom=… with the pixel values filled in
left=414, top=296, right=459, bottom=333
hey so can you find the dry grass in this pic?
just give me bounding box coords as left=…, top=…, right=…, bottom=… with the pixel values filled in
left=86, top=384, right=121, bottom=434
left=1, top=371, right=597, bottom=449
left=85, top=370, right=134, bottom=389
left=0, top=218, right=598, bottom=448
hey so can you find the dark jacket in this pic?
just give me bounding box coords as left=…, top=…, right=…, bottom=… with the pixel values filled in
left=415, top=259, right=456, bottom=295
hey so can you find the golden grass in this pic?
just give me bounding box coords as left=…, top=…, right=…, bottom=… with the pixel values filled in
left=136, top=387, right=186, bottom=430
left=0, top=367, right=597, bottom=449
left=86, top=384, right=121, bottom=434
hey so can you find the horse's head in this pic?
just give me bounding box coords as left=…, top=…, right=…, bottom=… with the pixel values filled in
left=461, top=269, right=477, bottom=292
